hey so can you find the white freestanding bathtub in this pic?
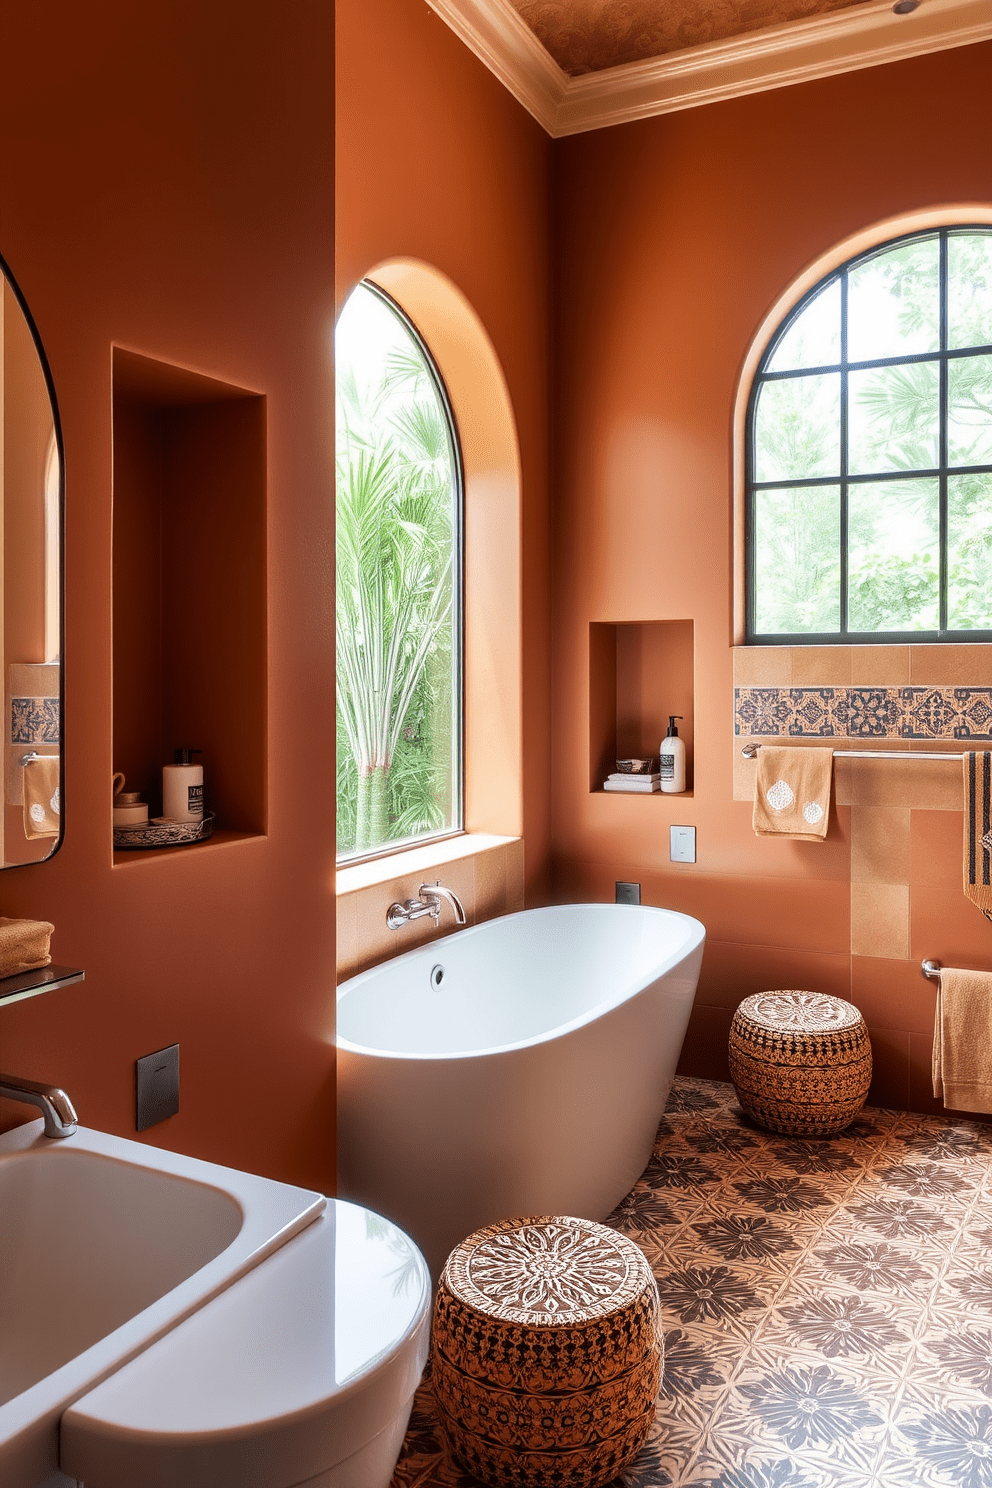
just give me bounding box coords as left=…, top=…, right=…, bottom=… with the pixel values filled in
left=336, top=903, right=705, bottom=1275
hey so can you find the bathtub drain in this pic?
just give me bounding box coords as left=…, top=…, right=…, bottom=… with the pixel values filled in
left=430, top=964, right=445, bottom=990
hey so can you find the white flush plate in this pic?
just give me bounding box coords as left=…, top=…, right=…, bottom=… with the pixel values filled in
left=670, top=825, right=696, bottom=863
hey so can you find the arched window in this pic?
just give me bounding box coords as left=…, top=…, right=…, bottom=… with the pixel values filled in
left=747, top=227, right=992, bottom=641
left=335, top=282, right=462, bottom=861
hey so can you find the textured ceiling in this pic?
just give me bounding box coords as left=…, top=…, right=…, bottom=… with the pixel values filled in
left=509, top=0, right=872, bottom=74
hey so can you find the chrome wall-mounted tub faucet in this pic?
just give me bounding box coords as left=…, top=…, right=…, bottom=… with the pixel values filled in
left=386, top=882, right=467, bottom=931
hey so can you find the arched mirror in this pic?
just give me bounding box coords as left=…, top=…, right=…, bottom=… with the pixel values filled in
left=0, top=256, right=62, bottom=866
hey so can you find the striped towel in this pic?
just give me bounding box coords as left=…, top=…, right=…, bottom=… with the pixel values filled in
left=964, top=752, right=992, bottom=921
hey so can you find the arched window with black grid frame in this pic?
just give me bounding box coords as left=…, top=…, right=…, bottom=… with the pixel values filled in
left=746, top=227, right=992, bottom=643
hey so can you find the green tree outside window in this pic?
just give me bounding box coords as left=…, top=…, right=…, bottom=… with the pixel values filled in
left=335, top=285, right=461, bottom=859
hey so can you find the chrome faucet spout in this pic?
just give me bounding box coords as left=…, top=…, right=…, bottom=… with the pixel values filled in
left=386, top=881, right=467, bottom=930
left=422, top=882, right=467, bottom=926
left=0, top=1072, right=77, bottom=1138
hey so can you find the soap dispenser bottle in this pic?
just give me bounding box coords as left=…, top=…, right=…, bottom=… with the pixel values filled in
left=163, top=748, right=204, bottom=821
left=659, top=716, right=686, bottom=794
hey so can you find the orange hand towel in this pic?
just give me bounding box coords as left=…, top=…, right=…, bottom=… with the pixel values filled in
left=22, top=755, right=60, bottom=839
left=932, top=966, right=992, bottom=1113
left=752, top=746, right=833, bottom=842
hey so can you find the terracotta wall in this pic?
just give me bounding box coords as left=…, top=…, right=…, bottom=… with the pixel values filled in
left=0, top=2, right=338, bottom=1191
left=335, top=0, right=554, bottom=906
left=551, top=42, right=992, bottom=1116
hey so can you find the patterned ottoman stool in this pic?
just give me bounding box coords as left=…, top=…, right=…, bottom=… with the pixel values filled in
left=728, top=990, right=872, bottom=1136
left=431, top=1215, right=662, bottom=1488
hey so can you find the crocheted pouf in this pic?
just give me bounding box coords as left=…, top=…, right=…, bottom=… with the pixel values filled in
left=729, top=990, right=873, bottom=1136
left=431, top=1215, right=662, bottom=1488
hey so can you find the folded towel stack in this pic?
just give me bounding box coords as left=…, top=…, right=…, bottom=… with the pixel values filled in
left=0, top=916, right=54, bottom=978
left=932, top=966, right=992, bottom=1113
left=603, top=772, right=660, bottom=793
left=752, top=746, right=833, bottom=841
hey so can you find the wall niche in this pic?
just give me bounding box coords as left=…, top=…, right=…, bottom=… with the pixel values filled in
left=589, top=620, right=694, bottom=795
left=112, top=349, right=266, bottom=863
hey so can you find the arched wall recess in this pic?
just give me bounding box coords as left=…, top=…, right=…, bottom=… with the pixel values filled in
left=0, top=256, right=64, bottom=867
left=732, top=203, right=992, bottom=645
left=357, top=258, right=523, bottom=840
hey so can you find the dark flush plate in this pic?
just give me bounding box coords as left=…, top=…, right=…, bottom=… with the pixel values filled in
left=135, top=1043, right=180, bottom=1131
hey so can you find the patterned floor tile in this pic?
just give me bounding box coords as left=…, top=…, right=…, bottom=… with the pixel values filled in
left=391, top=1076, right=992, bottom=1488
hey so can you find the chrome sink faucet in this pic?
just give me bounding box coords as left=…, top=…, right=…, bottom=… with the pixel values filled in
left=0, top=1072, right=77, bottom=1138
left=386, top=881, right=467, bottom=931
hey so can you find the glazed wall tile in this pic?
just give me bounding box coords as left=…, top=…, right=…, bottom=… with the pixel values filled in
left=850, top=646, right=911, bottom=685
left=910, top=645, right=992, bottom=685
left=846, top=756, right=960, bottom=811
left=850, top=806, right=911, bottom=886
left=696, top=941, right=852, bottom=1012
left=909, top=885, right=992, bottom=971
left=864, top=1024, right=910, bottom=1110
left=850, top=955, right=936, bottom=1038
left=646, top=872, right=852, bottom=955
left=676, top=1004, right=733, bottom=1083
left=850, top=882, right=909, bottom=960
left=732, top=647, right=792, bottom=686
left=789, top=647, right=852, bottom=686
left=909, top=808, right=962, bottom=887
left=335, top=892, right=358, bottom=983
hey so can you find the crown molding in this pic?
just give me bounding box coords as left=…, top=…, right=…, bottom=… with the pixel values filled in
left=427, top=0, right=992, bottom=137
left=426, top=0, right=566, bottom=134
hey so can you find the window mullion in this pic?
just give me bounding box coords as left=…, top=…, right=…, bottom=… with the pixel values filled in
left=939, top=229, right=949, bottom=634
left=840, top=269, right=849, bottom=636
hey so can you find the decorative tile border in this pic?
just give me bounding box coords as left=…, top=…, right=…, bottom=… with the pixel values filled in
left=735, top=686, right=992, bottom=741
left=10, top=696, right=60, bottom=746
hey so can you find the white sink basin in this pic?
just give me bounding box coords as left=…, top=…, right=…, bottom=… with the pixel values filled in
left=0, top=1119, right=325, bottom=1488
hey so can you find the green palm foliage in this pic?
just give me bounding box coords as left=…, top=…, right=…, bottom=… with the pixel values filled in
left=335, top=291, right=457, bottom=857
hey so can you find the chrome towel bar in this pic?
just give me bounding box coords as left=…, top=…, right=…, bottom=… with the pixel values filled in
left=922, top=959, right=941, bottom=982
left=741, top=743, right=964, bottom=762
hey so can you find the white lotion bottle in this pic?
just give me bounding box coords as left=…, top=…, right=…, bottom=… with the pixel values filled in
left=659, top=716, right=686, bottom=794
left=163, top=748, right=204, bottom=821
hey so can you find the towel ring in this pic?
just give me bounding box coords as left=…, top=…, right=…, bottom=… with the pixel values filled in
left=922, top=959, right=942, bottom=982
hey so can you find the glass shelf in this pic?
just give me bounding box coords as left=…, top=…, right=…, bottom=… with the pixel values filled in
left=0, top=963, right=84, bottom=1009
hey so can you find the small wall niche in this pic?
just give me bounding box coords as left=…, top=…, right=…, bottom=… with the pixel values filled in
left=112, top=349, right=266, bottom=863
left=589, top=621, right=694, bottom=794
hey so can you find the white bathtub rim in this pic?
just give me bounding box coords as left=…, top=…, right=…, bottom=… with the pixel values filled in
left=336, top=903, right=705, bottom=1062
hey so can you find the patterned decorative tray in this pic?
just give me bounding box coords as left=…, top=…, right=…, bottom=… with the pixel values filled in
left=113, top=813, right=214, bottom=851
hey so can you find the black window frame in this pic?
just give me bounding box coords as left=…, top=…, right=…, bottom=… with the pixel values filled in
left=745, top=225, right=992, bottom=645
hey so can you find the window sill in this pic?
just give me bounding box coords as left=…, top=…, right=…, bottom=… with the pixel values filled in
left=335, top=832, right=519, bottom=897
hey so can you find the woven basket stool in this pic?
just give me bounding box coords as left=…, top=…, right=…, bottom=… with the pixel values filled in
left=729, top=990, right=872, bottom=1136
left=431, top=1215, right=662, bottom=1488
